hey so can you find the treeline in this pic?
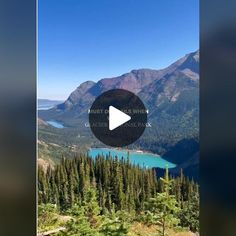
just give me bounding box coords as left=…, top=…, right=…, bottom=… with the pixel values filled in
left=38, top=154, right=199, bottom=233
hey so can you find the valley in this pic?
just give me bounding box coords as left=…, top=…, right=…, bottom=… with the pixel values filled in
left=38, top=50, right=199, bottom=180
left=38, top=1, right=199, bottom=235
left=38, top=51, right=199, bottom=236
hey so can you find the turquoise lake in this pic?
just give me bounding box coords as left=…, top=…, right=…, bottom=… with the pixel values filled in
left=47, top=120, right=65, bottom=128
left=88, top=148, right=176, bottom=169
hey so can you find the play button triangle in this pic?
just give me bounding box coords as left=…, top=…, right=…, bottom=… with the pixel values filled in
left=109, top=106, right=131, bottom=131
left=89, top=89, right=147, bottom=147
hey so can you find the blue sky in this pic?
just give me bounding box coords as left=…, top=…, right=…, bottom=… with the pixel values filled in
left=38, top=0, right=199, bottom=100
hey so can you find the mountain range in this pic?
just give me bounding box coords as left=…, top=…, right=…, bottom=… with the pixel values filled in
left=39, top=50, right=199, bottom=180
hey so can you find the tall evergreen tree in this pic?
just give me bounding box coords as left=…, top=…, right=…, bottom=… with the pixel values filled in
left=143, top=168, right=181, bottom=236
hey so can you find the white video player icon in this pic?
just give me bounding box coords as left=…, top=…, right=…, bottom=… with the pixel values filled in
left=109, top=106, right=131, bottom=131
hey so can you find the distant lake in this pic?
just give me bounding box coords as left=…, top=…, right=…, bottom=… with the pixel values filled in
left=47, top=120, right=65, bottom=129
left=38, top=99, right=63, bottom=110
left=88, top=148, right=176, bottom=169
left=38, top=105, right=54, bottom=110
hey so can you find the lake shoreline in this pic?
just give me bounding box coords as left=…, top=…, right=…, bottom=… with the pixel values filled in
left=88, top=146, right=161, bottom=157
left=88, top=147, right=176, bottom=169
left=46, top=120, right=65, bottom=129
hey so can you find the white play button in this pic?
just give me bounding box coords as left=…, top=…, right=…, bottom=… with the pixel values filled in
left=109, top=106, right=131, bottom=131
left=89, top=89, right=147, bottom=147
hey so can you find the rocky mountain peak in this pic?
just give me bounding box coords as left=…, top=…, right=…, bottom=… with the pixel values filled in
left=51, top=50, right=199, bottom=113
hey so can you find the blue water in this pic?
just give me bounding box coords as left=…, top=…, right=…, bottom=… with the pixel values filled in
left=47, top=120, right=65, bottom=129
left=38, top=105, right=54, bottom=110
left=88, top=148, right=176, bottom=169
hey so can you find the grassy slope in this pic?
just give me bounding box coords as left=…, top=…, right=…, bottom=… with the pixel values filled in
left=38, top=212, right=194, bottom=236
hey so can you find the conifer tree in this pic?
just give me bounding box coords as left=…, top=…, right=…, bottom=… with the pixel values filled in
left=143, top=167, right=181, bottom=236
left=62, top=205, right=99, bottom=236
left=82, top=187, right=101, bottom=226
left=179, top=185, right=199, bottom=232
left=100, top=209, right=131, bottom=236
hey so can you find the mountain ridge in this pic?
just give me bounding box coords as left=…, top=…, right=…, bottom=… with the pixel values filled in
left=51, top=50, right=199, bottom=114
